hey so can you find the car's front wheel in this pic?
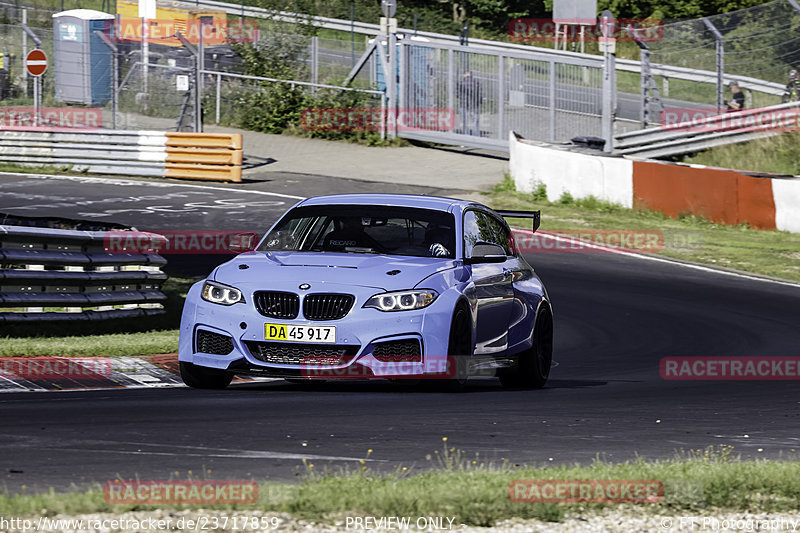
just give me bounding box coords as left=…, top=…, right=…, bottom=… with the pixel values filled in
left=425, top=303, right=471, bottom=391
left=180, top=362, right=234, bottom=389
left=500, top=305, right=553, bottom=389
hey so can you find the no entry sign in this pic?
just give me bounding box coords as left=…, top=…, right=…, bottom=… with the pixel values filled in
left=26, top=49, right=47, bottom=76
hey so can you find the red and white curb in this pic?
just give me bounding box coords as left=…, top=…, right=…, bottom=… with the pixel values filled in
left=0, top=354, right=275, bottom=393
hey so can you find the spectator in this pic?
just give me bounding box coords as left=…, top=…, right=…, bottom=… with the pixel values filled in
left=782, top=69, right=800, bottom=103
left=456, top=71, right=482, bottom=136
left=724, top=82, right=745, bottom=112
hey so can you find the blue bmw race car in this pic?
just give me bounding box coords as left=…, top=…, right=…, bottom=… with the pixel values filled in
left=178, top=194, right=553, bottom=390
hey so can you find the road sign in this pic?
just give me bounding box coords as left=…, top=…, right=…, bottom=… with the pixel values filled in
left=382, top=0, right=396, bottom=18
left=26, top=49, right=47, bottom=77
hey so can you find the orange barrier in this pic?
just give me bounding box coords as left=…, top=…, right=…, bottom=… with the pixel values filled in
left=165, top=163, right=243, bottom=182
left=163, top=133, right=243, bottom=182
left=632, top=160, right=776, bottom=230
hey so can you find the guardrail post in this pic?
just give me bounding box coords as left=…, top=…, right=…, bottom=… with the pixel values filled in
left=702, top=17, right=724, bottom=113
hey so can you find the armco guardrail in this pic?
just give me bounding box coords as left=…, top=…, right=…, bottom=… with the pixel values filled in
left=614, top=102, right=800, bottom=158
left=190, top=0, right=785, bottom=98
left=0, top=129, right=243, bottom=182
left=0, top=225, right=168, bottom=322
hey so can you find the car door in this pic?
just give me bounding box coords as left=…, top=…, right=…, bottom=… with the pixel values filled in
left=463, top=209, right=514, bottom=354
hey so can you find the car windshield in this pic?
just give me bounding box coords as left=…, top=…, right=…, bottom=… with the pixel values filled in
left=258, top=204, right=456, bottom=258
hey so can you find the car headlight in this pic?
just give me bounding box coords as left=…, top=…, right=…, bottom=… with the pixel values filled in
left=363, top=290, right=438, bottom=312
left=201, top=281, right=244, bottom=306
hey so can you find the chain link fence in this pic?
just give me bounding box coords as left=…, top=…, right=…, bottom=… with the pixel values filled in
left=637, top=0, right=799, bottom=118
left=400, top=41, right=604, bottom=147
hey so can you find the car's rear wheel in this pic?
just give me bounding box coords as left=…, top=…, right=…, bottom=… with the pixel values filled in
left=500, top=305, right=553, bottom=389
left=180, top=362, right=234, bottom=389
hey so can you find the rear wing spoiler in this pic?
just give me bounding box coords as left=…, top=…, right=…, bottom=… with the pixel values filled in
left=495, top=210, right=541, bottom=233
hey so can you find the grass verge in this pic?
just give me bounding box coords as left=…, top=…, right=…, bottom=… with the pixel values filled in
left=484, top=175, right=800, bottom=283
left=682, top=132, right=800, bottom=175
left=1, top=446, right=799, bottom=525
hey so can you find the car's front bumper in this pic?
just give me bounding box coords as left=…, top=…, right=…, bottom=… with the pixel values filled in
left=178, top=281, right=460, bottom=379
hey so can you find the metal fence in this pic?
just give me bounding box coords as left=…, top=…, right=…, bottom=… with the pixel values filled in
left=398, top=40, right=604, bottom=149
left=641, top=0, right=800, bottom=120
left=4, top=2, right=798, bottom=153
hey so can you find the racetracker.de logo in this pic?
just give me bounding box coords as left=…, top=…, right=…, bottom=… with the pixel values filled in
left=0, top=357, right=112, bottom=380
left=104, top=230, right=258, bottom=255
left=509, top=18, right=662, bottom=43
left=661, top=106, right=800, bottom=133
left=300, top=355, right=476, bottom=380
left=300, top=107, right=455, bottom=132
left=509, top=479, right=664, bottom=503
left=103, top=481, right=258, bottom=504
left=511, top=230, right=664, bottom=254
left=660, top=357, right=800, bottom=380
left=0, top=107, right=103, bottom=130
left=112, top=18, right=259, bottom=45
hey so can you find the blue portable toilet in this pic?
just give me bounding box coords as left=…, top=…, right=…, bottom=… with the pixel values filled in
left=53, top=9, right=115, bottom=106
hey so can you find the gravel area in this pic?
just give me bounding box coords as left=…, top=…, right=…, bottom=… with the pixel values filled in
left=4, top=510, right=800, bottom=533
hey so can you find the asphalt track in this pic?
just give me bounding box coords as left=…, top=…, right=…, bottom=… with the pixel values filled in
left=2, top=172, right=800, bottom=493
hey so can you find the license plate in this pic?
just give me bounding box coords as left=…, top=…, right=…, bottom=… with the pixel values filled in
left=264, top=323, right=336, bottom=343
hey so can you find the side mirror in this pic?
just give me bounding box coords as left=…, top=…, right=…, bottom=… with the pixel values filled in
left=464, top=242, right=506, bottom=264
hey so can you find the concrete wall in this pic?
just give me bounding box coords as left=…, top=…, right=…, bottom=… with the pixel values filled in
left=509, top=132, right=633, bottom=208
left=510, top=132, right=800, bottom=233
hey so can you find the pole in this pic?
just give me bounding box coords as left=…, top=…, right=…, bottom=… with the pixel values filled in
left=216, top=72, right=221, bottom=124
left=142, top=16, right=148, bottom=101
left=22, top=8, right=27, bottom=98
left=600, top=11, right=616, bottom=153
left=702, top=17, right=723, bottom=113
left=174, top=32, right=201, bottom=132
left=311, top=36, right=318, bottom=97
left=350, top=2, right=355, bottom=67
left=497, top=55, right=505, bottom=140
left=387, top=31, right=396, bottom=140
left=33, top=76, right=40, bottom=126
left=197, top=26, right=204, bottom=132
left=549, top=60, right=556, bottom=142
